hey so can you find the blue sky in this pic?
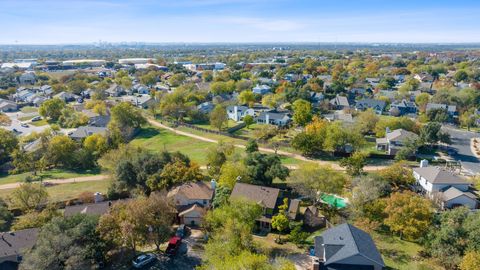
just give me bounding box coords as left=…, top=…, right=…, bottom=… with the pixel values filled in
left=1, top=0, right=480, bottom=44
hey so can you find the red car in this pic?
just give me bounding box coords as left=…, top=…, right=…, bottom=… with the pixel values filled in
left=165, top=236, right=182, bottom=256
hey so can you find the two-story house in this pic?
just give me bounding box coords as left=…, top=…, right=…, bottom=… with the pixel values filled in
left=167, top=181, right=215, bottom=226
left=230, top=183, right=283, bottom=231
left=312, top=223, right=385, bottom=270
left=256, top=110, right=291, bottom=127
left=329, top=95, right=350, bottom=110
left=389, top=99, right=417, bottom=116
left=226, top=105, right=255, bottom=122
left=413, top=163, right=478, bottom=209
left=376, top=129, right=419, bottom=156
left=355, top=99, right=386, bottom=115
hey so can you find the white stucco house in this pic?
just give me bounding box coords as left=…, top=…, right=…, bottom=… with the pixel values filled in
left=413, top=165, right=477, bottom=210
left=226, top=105, right=255, bottom=122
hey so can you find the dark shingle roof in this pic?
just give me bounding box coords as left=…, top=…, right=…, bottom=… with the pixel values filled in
left=315, top=223, right=384, bottom=268
left=64, top=201, right=112, bottom=217
left=230, top=183, right=280, bottom=209
left=0, top=228, right=38, bottom=260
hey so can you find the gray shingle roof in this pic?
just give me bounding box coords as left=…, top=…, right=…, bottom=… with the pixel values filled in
left=0, top=228, right=38, bottom=260
left=69, top=126, right=107, bottom=139
left=230, top=183, right=280, bottom=209
left=64, top=201, right=112, bottom=217
left=413, top=167, right=470, bottom=185
left=314, top=223, right=385, bottom=268
left=441, top=186, right=478, bottom=201
left=386, top=129, right=419, bottom=142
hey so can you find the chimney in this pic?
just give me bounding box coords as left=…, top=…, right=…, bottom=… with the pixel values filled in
left=420, top=159, right=429, bottom=168
left=210, top=179, right=217, bottom=190
left=234, top=106, right=238, bottom=121
left=265, top=113, right=270, bottom=124
left=386, top=127, right=391, bottom=134
left=94, top=192, right=104, bottom=203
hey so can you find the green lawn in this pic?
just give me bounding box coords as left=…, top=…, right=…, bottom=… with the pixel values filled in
left=0, top=179, right=111, bottom=203
left=20, top=106, right=38, bottom=113
left=18, top=115, right=37, bottom=122
left=131, top=126, right=305, bottom=167
left=131, top=127, right=216, bottom=165
left=0, top=168, right=101, bottom=185
left=30, top=119, right=48, bottom=127
left=194, top=119, right=239, bottom=131
left=372, top=232, right=443, bottom=270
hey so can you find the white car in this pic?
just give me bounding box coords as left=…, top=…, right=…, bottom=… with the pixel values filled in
left=132, top=253, right=156, bottom=268
left=21, top=123, right=29, bottom=128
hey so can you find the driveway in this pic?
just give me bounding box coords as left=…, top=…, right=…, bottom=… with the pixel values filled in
left=139, top=229, right=203, bottom=270
left=4, top=112, right=50, bottom=135
left=443, top=126, right=480, bottom=175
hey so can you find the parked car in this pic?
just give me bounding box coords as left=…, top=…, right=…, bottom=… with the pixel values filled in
left=165, top=236, right=182, bottom=256
left=21, top=123, right=29, bottom=128
left=132, top=253, right=156, bottom=268
left=31, top=116, right=42, bottom=122
left=12, top=128, right=21, bottom=134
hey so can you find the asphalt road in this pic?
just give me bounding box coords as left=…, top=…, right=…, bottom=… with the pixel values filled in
left=4, top=111, right=49, bottom=135
left=443, top=126, right=480, bottom=175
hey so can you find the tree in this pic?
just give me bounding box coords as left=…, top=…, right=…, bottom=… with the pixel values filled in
left=426, top=108, right=449, bottom=123
left=218, top=161, right=250, bottom=189
left=460, top=251, right=480, bottom=270
left=243, top=114, right=254, bottom=128
left=455, top=70, right=469, bottom=82
left=168, top=73, right=186, bottom=87
left=44, top=135, right=78, bottom=168
left=244, top=152, right=289, bottom=186
left=460, top=109, right=479, bottom=130
left=415, top=93, right=431, bottom=112
left=21, top=214, right=107, bottom=270
left=39, top=98, right=65, bottom=121
left=271, top=198, right=289, bottom=241
left=350, top=175, right=390, bottom=220
left=290, top=164, right=347, bottom=199
left=420, top=122, right=451, bottom=145
left=0, top=128, right=18, bottom=163
left=245, top=139, right=258, bottom=153
left=9, top=183, right=49, bottom=211
left=292, top=99, right=312, bottom=126
left=0, top=113, right=11, bottom=126
left=395, top=138, right=419, bottom=161
left=210, top=105, right=228, bottom=131
left=340, top=151, right=367, bottom=176
left=211, top=185, right=231, bottom=208
left=355, top=109, right=379, bottom=134
left=206, top=143, right=231, bottom=178
left=384, top=191, right=433, bottom=240
left=378, top=162, right=415, bottom=190
left=12, top=205, right=61, bottom=230
left=83, top=133, right=108, bottom=158
left=0, top=198, right=13, bottom=231
left=109, top=102, right=146, bottom=140
left=238, top=90, right=256, bottom=106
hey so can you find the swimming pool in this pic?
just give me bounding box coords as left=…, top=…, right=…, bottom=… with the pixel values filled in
left=320, top=194, right=347, bottom=209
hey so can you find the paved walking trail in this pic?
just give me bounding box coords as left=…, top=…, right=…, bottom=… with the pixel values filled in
left=0, top=175, right=109, bottom=190
left=148, top=119, right=387, bottom=172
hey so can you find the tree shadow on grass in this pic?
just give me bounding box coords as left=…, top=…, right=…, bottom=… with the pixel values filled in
left=380, top=247, right=410, bottom=266
left=135, top=127, right=160, bottom=139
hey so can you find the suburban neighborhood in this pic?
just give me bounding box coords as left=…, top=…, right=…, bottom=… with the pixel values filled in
left=1, top=1, right=480, bottom=270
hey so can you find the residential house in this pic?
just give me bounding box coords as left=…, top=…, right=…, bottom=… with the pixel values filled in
left=0, top=228, right=38, bottom=267
left=376, top=129, right=419, bottom=156
left=329, top=95, right=350, bottom=110
left=105, top=84, right=125, bottom=97
left=18, top=72, right=36, bottom=85
left=252, top=84, right=271, bottom=95
left=366, top=77, right=381, bottom=88
left=304, top=205, right=326, bottom=228
left=167, top=181, right=215, bottom=226
left=197, top=102, right=215, bottom=114
left=414, top=72, right=434, bottom=83
left=54, top=91, right=79, bottom=103
left=0, top=99, right=18, bottom=112
left=69, top=126, right=107, bottom=140
left=121, top=94, right=156, bottom=109
left=88, top=115, right=110, bottom=127
left=256, top=110, right=291, bottom=127
left=355, top=99, right=386, bottom=115
left=426, top=103, right=458, bottom=118
left=131, top=84, right=150, bottom=94
left=230, top=183, right=283, bottom=231
left=413, top=163, right=477, bottom=209
left=323, top=111, right=354, bottom=124
left=64, top=201, right=112, bottom=217
left=312, top=223, right=385, bottom=270
left=389, top=99, right=417, bottom=116
left=227, top=105, right=255, bottom=122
